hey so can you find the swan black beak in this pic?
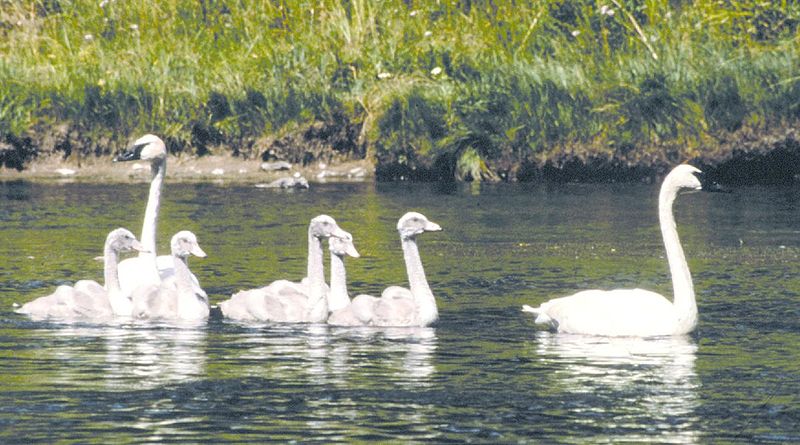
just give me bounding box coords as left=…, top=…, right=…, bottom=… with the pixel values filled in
left=693, top=171, right=731, bottom=193
left=113, top=143, right=145, bottom=162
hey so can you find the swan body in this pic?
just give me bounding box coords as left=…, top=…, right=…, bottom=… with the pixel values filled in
left=219, top=215, right=351, bottom=323
left=328, top=212, right=442, bottom=327
left=114, top=134, right=203, bottom=297
left=16, top=228, right=144, bottom=320
left=522, top=164, right=705, bottom=337
left=131, top=231, right=209, bottom=320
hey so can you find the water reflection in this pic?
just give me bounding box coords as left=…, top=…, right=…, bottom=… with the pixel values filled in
left=47, top=321, right=207, bottom=390
left=218, top=323, right=437, bottom=388
left=210, top=323, right=437, bottom=440
left=536, top=332, right=700, bottom=444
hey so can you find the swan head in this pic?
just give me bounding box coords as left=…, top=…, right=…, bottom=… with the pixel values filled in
left=309, top=215, right=349, bottom=241
left=397, top=212, right=442, bottom=239
left=170, top=230, right=207, bottom=258
left=329, top=232, right=360, bottom=258
left=107, top=228, right=145, bottom=253
left=114, top=134, right=167, bottom=163
left=664, top=164, right=703, bottom=192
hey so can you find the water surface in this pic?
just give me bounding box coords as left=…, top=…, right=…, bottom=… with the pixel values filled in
left=1, top=179, right=798, bottom=443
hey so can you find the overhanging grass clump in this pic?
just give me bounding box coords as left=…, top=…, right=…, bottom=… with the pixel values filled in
left=1, top=0, right=799, bottom=181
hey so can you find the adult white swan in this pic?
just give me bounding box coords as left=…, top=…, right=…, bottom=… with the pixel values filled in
left=219, top=215, right=351, bottom=323
left=327, top=233, right=361, bottom=313
left=522, top=164, right=706, bottom=337
left=113, top=134, right=202, bottom=296
left=328, top=212, right=442, bottom=327
left=131, top=231, right=209, bottom=320
left=16, top=228, right=145, bottom=319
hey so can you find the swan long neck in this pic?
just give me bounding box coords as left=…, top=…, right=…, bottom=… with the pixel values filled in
left=173, top=255, right=198, bottom=312
left=659, top=182, right=697, bottom=333
left=104, top=241, right=132, bottom=316
left=103, top=243, right=121, bottom=294
left=140, top=159, right=165, bottom=259
left=401, top=236, right=438, bottom=326
left=328, top=252, right=349, bottom=312
left=306, top=231, right=327, bottom=321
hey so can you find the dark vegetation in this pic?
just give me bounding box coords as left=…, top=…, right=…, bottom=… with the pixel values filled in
left=1, top=1, right=799, bottom=183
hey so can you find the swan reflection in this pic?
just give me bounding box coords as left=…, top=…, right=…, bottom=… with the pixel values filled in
left=221, top=323, right=437, bottom=388
left=45, top=320, right=207, bottom=390
left=328, top=326, right=438, bottom=387
left=536, top=332, right=700, bottom=444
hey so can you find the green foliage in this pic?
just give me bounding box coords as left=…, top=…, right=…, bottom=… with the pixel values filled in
left=0, top=0, right=799, bottom=177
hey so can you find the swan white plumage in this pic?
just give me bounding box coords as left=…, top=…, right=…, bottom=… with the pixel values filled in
left=16, top=228, right=144, bottom=320
left=219, top=215, right=352, bottom=323
left=522, top=164, right=705, bottom=337
left=131, top=231, right=209, bottom=320
left=327, top=233, right=361, bottom=313
left=328, top=212, right=442, bottom=327
left=113, top=134, right=203, bottom=297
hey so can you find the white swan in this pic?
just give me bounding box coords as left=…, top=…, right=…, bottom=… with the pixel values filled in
left=131, top=231, right=209, bottom=320
left=327, top=233, right=361, bottom=313
left=16, top=228, right=145, bottom=320
left=113, top=134, right=203, bottom=297
left=522, top=164, right=705, bottom=337
left=328, top=212, right=442, bottom=327
left=219, top=215, right=351, bottom=323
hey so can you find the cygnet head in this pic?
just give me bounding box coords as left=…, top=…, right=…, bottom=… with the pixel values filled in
left=107, top=228, right=145, bottom=253
left=329, top=232, right=360, bottom=258
left=664, top=164, right=703, bottom=192
left=309, top=215, right=349, bottom=241
left=114, top=134, right=167, bottom=163
left=170, top=230, right=207, bottom=258
left=397, top=212, right=442, bottom=239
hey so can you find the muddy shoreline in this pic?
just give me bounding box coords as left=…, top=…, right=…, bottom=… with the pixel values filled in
left=2, top=123, right=800, bottom=185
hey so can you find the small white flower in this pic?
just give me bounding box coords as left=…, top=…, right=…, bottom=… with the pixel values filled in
left=129, top=24, right=138, bottom=31
left=423, top=30, right=432, bottom=37
left=377, top=72, right=392, bottom=79
left=600, top=5, right=609, bottom=14
left=430, top=66, right=442, bottom=76
left=571, top=30, right=580, bottom=37
left=409, top=10, right=418, bottom=17
left=606, top=8, right=615, bottom=16
left=84, top=33, right=94, bottom=42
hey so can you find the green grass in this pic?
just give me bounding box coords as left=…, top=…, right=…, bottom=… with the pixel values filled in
left=1, top=0, right=799, bottom=178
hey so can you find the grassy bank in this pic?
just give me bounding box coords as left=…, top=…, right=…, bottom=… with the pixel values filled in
left=1, top=0, right=799, bottom=182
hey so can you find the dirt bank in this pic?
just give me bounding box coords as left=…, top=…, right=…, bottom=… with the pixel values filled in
left=2, top=121, right=800, bottom=185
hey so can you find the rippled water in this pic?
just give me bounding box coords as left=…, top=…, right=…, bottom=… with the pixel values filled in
left=1, top=179, right=799, bottom=443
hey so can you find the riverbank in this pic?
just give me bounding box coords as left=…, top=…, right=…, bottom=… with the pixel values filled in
left=3, top=122, right=800, bottom=186
left=2, top=1, right=799, bottom=184
left=0, top=151, right=374, bottom=185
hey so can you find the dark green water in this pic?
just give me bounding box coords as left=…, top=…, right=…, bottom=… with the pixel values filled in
left=1, top=179, right=798, bottom=443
